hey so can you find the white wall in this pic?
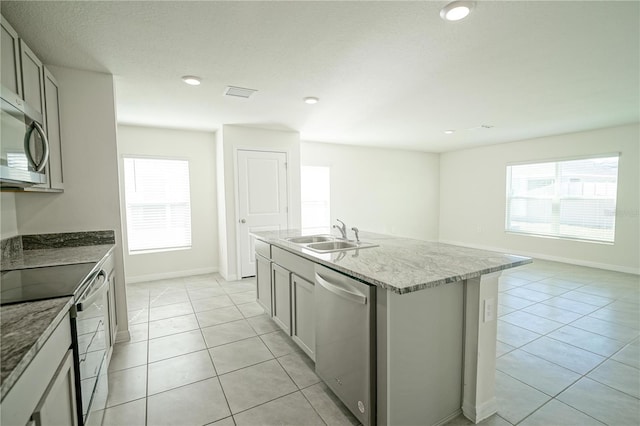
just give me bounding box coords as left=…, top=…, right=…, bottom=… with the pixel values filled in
left=1, top=193, right=18, bottom=239
left=117, top=125, right=218, bottom=282
left=439, top=124, right=640, bottom=274
left=14, top=66, right=130, bottom=339
left=301, top=142, right=440, bottom=240
left=217, top=125, right=301, bottom=280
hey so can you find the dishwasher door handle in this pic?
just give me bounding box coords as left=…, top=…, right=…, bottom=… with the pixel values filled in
left=315, top=273, right=367, bottom=305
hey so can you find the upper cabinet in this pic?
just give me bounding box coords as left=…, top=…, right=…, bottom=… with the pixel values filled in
left=19, top=40, right=45, bottom=118
left=1, top=14, right=65, bottom=192
left=1, top=16, right=22, bottom=98
left=43, top=69, right=64, bottom=190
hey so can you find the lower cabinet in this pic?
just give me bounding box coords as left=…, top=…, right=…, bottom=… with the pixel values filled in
left=254, top=243, right=316, bottom=360
left=256, top=254, right=272, bottom=315
left=291, top=274, right=315, bottom=360
left=271, top=263, right=292, bottom=334
left=31, top=350, right=77, bottom=426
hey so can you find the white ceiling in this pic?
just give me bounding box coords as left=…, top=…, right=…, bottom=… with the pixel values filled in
left=2, top=1, right=638, bottom=152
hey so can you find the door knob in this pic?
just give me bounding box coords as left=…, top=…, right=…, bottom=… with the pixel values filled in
left=240, top=219, right=246, bottom=224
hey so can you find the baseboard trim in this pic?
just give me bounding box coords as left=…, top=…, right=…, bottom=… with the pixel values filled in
left=439, top=239, right=639, bottom=275
left=126, top=267, right=219, bottom=284
left=462, top=398, right=497, bottom=424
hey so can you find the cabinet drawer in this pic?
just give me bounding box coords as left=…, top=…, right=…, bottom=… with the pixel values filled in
left=272, top=246, right=314, bottom=283
left=255, top=240, right=271, bottom=259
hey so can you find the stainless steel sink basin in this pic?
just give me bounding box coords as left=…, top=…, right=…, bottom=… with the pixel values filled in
left=286, top=235, right=335, bottom=244
left=307, top=241, right=358, bottom=251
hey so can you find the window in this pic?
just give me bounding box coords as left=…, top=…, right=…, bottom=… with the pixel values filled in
left=506, top=155, right=619, bottom=243
left=123, top=157, right=192, bottom=253
left=301, top=166, right=330, bottom=232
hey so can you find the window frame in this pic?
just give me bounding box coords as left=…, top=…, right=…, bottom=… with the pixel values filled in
left=122, top=155, right=193, bottom=255
left=505, top=153, right=620, bottom=244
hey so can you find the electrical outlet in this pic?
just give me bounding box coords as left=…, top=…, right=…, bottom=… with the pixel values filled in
left=484, top=298, right=495, bottom=322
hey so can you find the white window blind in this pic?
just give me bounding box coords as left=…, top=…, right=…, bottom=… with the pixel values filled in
left=506, top=155, right=619, bottom=243
left=301, top=166, right=330, bottom=232
left=123, top=157, right=192, bottom=253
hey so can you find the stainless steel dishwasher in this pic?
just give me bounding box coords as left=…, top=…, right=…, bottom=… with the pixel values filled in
left=315, top=264, right=376, bottom=426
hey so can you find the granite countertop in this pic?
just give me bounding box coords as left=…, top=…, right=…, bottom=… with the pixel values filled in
left=0, top=297, right=74, bottom=400
left=253, top=229, right=532, bottom=294
left=1, top=244, right=114, bottom=270
left=0, top=231, right=116, bottom=401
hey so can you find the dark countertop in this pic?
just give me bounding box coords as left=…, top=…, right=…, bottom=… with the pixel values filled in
left=1, top=244, right=114, bottom=271
left=253, top=229, right=532, bottom=294
left=0, top=236, right=115, bottom=401
left=0, top=297, right=74, bottom=400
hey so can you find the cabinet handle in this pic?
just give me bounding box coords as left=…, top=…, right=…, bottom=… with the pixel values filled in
left=24, top=121, right=50, bottom=172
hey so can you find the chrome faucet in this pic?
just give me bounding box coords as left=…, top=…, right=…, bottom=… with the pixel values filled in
left=333, top=219, right=348, bottom=239
left=351, top=227, right=360, bottom=243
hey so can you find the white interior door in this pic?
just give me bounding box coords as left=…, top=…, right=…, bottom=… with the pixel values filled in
left=237, top=150, right=288, bottom=277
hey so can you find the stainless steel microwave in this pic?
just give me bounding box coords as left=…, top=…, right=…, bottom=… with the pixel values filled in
left=0, top=91, right=49, bottom=188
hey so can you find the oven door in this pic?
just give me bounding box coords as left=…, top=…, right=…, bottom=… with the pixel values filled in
left=74, top=271, right=109, bottom=425
left=0, top=95, right=48, bottom=187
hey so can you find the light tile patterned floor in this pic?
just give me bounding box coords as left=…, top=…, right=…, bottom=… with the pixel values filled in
left=107, top=260, right=639, bottom=425
left=104, top=273, right=359, bottom=426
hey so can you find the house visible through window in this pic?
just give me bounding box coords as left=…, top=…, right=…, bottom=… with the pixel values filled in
left=505, top=155, right=619, bottom=243
left=123, top=157, right=192, bottom=253
left=301, top=166, right=330, bottom=232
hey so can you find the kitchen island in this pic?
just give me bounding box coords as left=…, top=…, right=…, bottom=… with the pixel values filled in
left=252, top=229, right=531, bottom=426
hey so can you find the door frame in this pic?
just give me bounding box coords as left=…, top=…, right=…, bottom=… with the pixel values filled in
left=233, top=147, right=290, bottom=278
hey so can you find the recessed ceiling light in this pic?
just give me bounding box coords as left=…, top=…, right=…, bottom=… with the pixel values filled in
left=304, top=97, right=319, bottom=104
left=444, top=130, right=456, bottom=134
left=181, top=76, right=201, bottom=86
left=440, top=1, right=475, bottom=21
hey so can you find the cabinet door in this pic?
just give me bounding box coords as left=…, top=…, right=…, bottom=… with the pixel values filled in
left=1, top=15, right=21, bottom=97
left=292, top=274, right=315, bottom=360
left=20, top=40, right=45, bottom=116
left=256, top=254, right=272, bottom=315
left=31, top=350, right=78, bottom=426
left=43, top=68, right=64, bottom=190
left=271, top=263, right=291, bottom=335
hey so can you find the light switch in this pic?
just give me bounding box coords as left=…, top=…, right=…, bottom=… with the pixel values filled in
left=483, top=298, right=495, bottom=322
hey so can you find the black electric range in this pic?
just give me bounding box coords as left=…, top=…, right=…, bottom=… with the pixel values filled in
left=0, top=262, right=98, bottom=306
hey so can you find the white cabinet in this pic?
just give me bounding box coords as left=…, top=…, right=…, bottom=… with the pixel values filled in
left=1, top=313, right=74, bottom=426
left=256, top=254, right=272, bottom=315
left=291, top=274, right=315, bottom=360
left=31, top=350, right=78, bottom=426
left=42, top=68, right=64, bottom=191
left=1, top=15, right=21, bottom=97
left=271, top=263, right=292, bottom=335
left=19, top=40, right=45, bottom=117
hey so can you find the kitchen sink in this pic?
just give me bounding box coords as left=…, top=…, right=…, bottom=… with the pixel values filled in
left=284, top=234, right=377, bottom=253
left=286, top=235, right=335, bottom=244
left=307, top=241, right=358, bottom=251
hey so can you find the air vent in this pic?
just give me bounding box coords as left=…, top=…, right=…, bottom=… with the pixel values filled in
left=224, top=86, right=257, bottom=98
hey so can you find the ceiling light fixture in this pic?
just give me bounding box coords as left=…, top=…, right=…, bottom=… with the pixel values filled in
left=444, top=130, right=455, bottom=134
left=181, top=76, right=201, bottom=86
left=440, top=1, right=475, bottom=21
left=304, top=97, right=319, bottom=104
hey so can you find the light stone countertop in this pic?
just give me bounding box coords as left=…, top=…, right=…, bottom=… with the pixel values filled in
left=253, top=229, right=532, bottom=294
left=0, top=297, right=74, bottom=400
left=1, top=244, right=114, bottom=270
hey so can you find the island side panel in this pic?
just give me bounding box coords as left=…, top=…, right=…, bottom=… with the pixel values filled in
left=381, top=282, right=465, bottom=426
left=462, top=272, right=500, bottom=423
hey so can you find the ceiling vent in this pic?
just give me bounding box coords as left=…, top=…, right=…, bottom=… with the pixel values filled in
left=224, top=86, right=257, bottom=98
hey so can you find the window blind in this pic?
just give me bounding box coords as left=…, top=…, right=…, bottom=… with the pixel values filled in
left=506, top=155, right=619, bottom=243
left=123, top=157, right=192, bottom=252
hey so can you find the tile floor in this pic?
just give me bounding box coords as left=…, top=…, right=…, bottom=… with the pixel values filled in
left=106, top=260, right=639, bottom=426
left=104, top=273, right=359, bottom=426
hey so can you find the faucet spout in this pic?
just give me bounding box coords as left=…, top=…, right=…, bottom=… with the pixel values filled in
left=333, top=219, right=348, bottom=239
